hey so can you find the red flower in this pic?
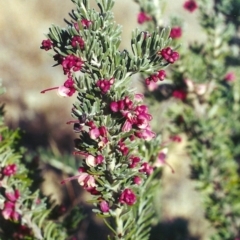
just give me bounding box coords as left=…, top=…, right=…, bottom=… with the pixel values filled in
left=40, top=39, right=53, bottom=51
left=170, top=27, right=182, bottom=39
left=160, top=47, right=179, bottom=64
left=2, top=164, right=17, bottom=176
left=96, top=78, right=114, bottom=94
left=183, top=0, right=198, bottom=12
left=61, top=54, right=83, bottom=75
left=71, top=36, right=85, bottom=49
left=129, top=156, right=141, bottom=168
left=145, top=70, right=166, bottom=85
left=81, top=19, right=93, bottom=28
left=137, top=12, right=152, bottom=24
left=119, top=188, right=136, bottom=206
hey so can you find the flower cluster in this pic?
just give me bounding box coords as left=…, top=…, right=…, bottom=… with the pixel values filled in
left=71, top=36, right=85, bottom=49
left=40, top=27, right=86, bottom=97
left=145, top=70, right=166, bottom=85
left=61, top=54, right=84, bottom=75
left=159, top=47, right=180, bottom=64
left=110, top=96, right=155, bottom=140
left=1, top=163, right=17, bottom=177
left=1, top=189, right=20, bottom=221
left=96, top=78, right=114, bottom=94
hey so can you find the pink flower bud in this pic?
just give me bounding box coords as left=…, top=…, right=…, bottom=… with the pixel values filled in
left=99, top=200, right=110, bottom=213
left=119, top=188, right=136, bottom=206
left=5, top=189, right=20, bottom=202
left=133, top=176, right=142, bottom=185
left=110, top=101, right=119, bottom=112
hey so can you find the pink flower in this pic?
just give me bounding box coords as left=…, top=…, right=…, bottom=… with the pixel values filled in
left=61, top=54, right=83, bottom=75
left=172, top=89, right=187, bottom=100
left=2, top=164, right=17, bottom=176
left=86, top=154, right=104, bottom=167
left=129, top=156, right=141, bottom=168
left=89, top=127, right=100, bottom=139
left=134, top=93, right=144, bottom=102
left=160, top=47, right=179, bottom=64
left=154, top=148, right=175, bottom=173
left=61, top=169, right=98, bottom=194
left=41, top=78, right=76, bottom=97
left=86, top=155, right=96, bottom=167
left=40, top=39, right=53, bottom=51
left=2, top=201, right=20, bottom=221
left=71, top=36, right=85, bottom=49
left=5, top=189, right=20, bottom=202
left=137, top=12, right=152, bottom=24
left=99, top=126, right=107, bottom=137
left=145, top=70, right=166, bottom=85
left=118, top=140, right=129, bottom=156
left=110, top=101, right=119, bottom=112
left=81, top=19, right=92, bottom=28
left=146, top=81, right=158, bottom=92
left=99, top=200, right=110, bottom=213
left=96, top=78, right=114, bottom=94
left=170, top=27, right=182, bottom=39
left=2, top=190, right=21, bottom=221
left=78, top=173, right=96, bottom=192
left=183, top=0, right=198, bottom=12
left=139, top=162, right=153, bottom=175
left=135, top=125, right=156, bottom=141
left=133, top=176, right=142, bottom=185
left=224, top=72, right=236, bottom=82
left=119, top=189, right=137, bottom=206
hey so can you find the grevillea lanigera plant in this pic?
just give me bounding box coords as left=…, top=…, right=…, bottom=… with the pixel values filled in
left=40, top=0, right=179, bottom=239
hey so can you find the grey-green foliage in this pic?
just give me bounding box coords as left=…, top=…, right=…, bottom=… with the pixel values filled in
left=0, top=81, right=75, bottom=240
left=162, top=0, right=240, bottom=239
left=44, top=0, right=174, bottom=239
left=135, top=0, right=240, bottom=239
